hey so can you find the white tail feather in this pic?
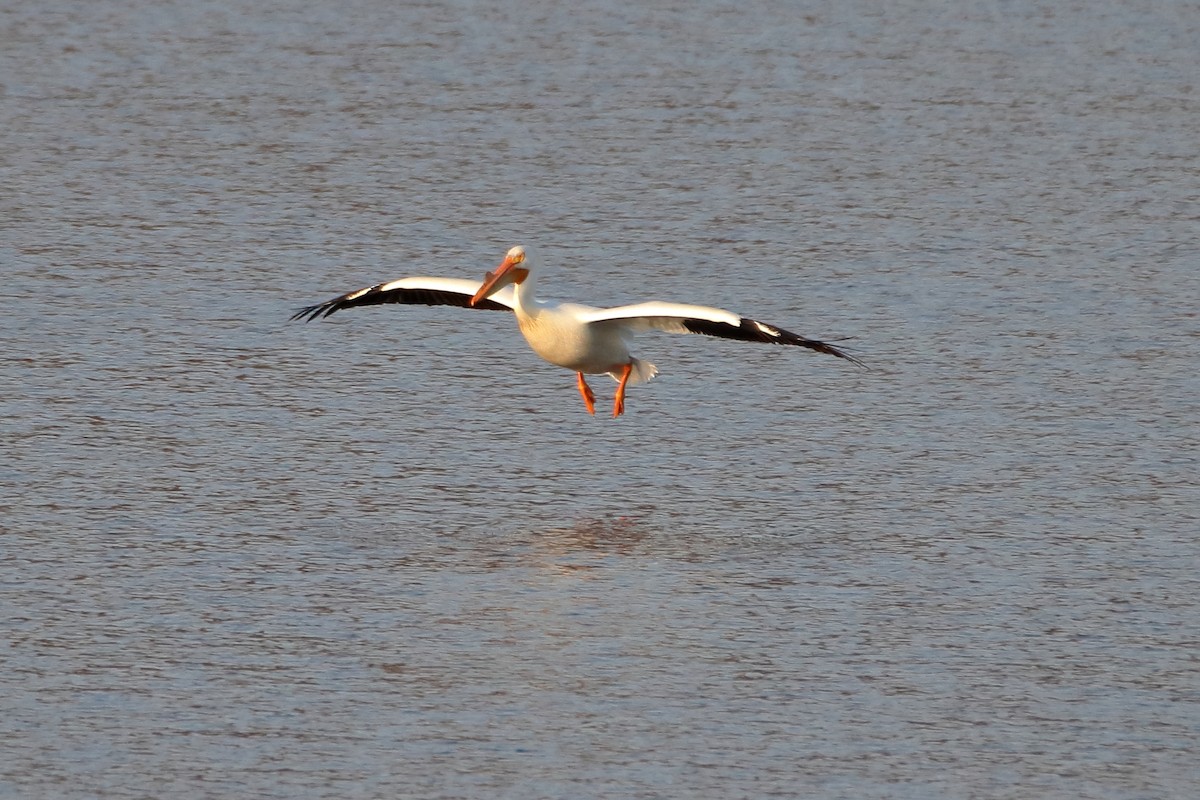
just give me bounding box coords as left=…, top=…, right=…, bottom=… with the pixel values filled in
left=609, top=358, right=658, bottom=385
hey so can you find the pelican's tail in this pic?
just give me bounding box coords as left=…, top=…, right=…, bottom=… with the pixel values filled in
left=610, top=357, right=658, bottom=386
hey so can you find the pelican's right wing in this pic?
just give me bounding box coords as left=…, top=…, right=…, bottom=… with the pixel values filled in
left=291, top=277, right=516, bottom=321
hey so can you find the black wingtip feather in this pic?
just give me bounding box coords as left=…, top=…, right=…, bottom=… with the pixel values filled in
left=290, top=304, right=326, bottom=322
left=682, top=317, right=867, bottom=369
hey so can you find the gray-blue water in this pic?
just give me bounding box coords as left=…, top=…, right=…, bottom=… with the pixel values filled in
left=3, top=1, right=1198, bottom=797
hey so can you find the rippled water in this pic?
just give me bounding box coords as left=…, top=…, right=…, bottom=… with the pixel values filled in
left=3, top=0, right=1198, bottom=797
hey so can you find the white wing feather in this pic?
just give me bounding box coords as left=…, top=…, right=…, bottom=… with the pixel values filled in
left=369, top=277, right=517, bottom=309
left=577, top=301, right=742, bottom=333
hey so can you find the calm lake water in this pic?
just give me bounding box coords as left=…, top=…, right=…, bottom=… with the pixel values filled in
left=3, top=0, right=1198, bottom=797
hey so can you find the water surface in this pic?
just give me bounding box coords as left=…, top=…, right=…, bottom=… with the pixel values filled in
left=2, top=1, right=1198, bottom=797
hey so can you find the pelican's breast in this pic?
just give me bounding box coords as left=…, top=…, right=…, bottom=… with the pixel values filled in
left=517, top=304, right=629, bottom=373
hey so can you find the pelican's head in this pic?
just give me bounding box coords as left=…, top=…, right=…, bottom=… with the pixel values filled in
left=470, top=245, right=531, bottom=306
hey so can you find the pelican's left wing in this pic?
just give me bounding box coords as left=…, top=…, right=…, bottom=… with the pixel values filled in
left=579, top=301, right=865, bottom=367
left=291, top=276, right=516, bottom=321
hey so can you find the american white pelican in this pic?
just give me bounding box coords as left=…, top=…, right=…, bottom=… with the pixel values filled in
left=292, top=245, right=864, bottom=416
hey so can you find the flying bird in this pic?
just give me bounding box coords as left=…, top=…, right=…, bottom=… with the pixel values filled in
left=292, top=245, right=864, bottom=416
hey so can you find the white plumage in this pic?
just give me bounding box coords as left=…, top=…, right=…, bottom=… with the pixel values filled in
left=293, top=245, right=863, bottom=416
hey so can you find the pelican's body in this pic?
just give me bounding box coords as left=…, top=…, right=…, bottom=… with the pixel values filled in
left=293, top=245, right=863, bottom=416
left=510, top=298, right=659, bottom=384
left=518, top=302, right=614, bottom=372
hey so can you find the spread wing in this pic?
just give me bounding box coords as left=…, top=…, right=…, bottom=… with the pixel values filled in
left=578, top=301, right=865, bottom=367
left=291, top=277, right=516, bottom=322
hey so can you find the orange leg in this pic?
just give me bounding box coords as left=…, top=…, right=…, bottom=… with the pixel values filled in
left=613, top=362, right=634, bottom=417
left=576, top=372, right=596, bottom=415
